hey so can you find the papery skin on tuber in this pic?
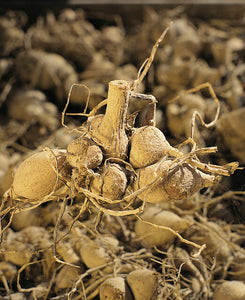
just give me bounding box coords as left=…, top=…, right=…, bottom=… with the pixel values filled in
left=164, top=162, right=217, bottom=200
left=12, top=149, right=69, bottom=200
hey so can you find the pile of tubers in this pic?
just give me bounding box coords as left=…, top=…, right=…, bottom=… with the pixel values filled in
left=0, top=7, right=245, bottom=300
left=7, top=23, right=239, bottom=207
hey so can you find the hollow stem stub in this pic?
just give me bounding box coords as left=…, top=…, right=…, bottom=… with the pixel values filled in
left=90, top=80, right=130, bottom=159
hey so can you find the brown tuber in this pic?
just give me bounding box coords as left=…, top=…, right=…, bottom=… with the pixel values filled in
left=216, top=107, right=245, bottom=164
left=164, top=162, right=217, bottom=200
left=166, top=93, right=205, bottom=139
left=16, top=50, right=78, bottom=101
left=126, top=269, right=160, bottom=300
left=78, top=239, right=111, bottom=269
left=7, top=89, right=59, bottom=130
left=54, top=265, right=81, bottom=292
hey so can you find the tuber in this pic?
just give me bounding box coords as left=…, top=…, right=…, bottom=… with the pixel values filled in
left=129, top=125, right=181, bottom=169
left=91, top=163, right=128, bottom=200
left=216, top=107, right=245, bottom=164
left=66, top=136, right=103, bottom=171
left=54, top=265, right=81, bottom=292
left=12, top=149, right=69, bottom=200
left=78, top=239, right=111, bottom=269
left=133, top=158, right=217, bottom=203
left=213, top=281, right=245, bottom=300
left=16, top=50, right=78, bottom=101
left=100, top=277, right=133, bottom=300
left=126, top=269, right=160, bottom=300
left=135, top=206, right=192, bottom=247
left=7, top=89, right=59, bottom=130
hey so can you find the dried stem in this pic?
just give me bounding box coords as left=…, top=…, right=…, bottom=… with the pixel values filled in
left=131, top=22, right=172, bottom=91
left=89, top=80, right=130, bottom=159
left=169, top=82, right=221, bottom=151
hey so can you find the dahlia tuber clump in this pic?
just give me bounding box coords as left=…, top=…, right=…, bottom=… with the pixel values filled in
left=3, top=24, right=238, bottom=220
left=0, top=21, right=242, bottom=300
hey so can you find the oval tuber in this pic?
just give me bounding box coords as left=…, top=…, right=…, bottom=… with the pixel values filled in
left=54, top=265, right=81, bottom=292
left=78, top=239, right=111, bottom=269
left=133, top=159, right=217, bottom=203
left=12, top=149, right=68, bottom=200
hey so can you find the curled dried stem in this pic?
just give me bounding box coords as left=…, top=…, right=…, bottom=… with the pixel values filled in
left=169, top=82, right=220, bottom=151
left=61, top=83, right=91, bottom=132
left=131, top=22, right=173, bottom=91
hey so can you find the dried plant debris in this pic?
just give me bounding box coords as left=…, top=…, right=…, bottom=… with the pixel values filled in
left=0, top=6, right=244, bottom=300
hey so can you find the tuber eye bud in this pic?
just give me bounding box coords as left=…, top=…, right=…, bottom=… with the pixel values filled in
left=12, top=149, right=68, bottom=200
left=66, top=136, right=103, bottom=171
left=129, top=126, right=180, bottom=169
